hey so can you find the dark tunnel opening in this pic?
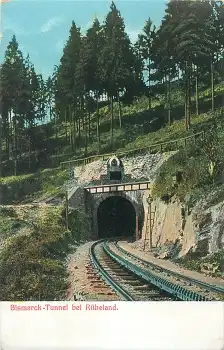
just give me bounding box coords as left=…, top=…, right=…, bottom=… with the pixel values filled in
left=97, top=196, right=136, bottom=239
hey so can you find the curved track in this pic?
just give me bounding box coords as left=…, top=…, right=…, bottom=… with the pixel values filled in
left=90, top=240, right=224, bottom=301
left=90, top=240, right=179, bottom=301
left=115, top=241, right=224, bottom=300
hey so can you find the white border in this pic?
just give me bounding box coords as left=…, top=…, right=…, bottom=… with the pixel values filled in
left=0, top=301, right=224, bottom=349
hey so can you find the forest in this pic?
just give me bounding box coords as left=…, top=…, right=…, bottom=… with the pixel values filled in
left=0, top=0, right=223, bottom=177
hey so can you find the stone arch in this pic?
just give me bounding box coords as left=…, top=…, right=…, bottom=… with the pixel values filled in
left=92, top=191, right=144, bottom=239
left=107, top=155, right=124, bottom=181
left=108, top=155, right=121, bottom=167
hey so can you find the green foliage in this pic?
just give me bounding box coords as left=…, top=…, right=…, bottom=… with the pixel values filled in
left=0, top=216, right=21, bottom=240
left=0, top=206, right=89, bottom=300
left=39, top=168, right=67, bottom=198
left=68, top=210, right=91, bottom=243
left=0, top=1, right=224, bottom=174
left=153, top=111, right=224, bottom=202
left=0, top=173, right=34, bottom=185
left=177, top=250, right=224, bottom=279
left=0, top=168, right=67, bottom=202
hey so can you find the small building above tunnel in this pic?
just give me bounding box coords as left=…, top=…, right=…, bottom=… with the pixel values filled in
left=107, top=155, right=124, bottom=181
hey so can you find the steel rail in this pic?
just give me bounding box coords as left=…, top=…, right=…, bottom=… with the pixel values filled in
left=89, top=240, right=135, bottom=301
left=114, top=242, right=224, bottom=297
left=103, top=242, right=212, bottom=301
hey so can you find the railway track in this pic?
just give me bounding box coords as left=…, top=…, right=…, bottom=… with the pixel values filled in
left=90, top=240, right=224, bottom=301
left=114, top=241, right=224, bottom=301
left=90, top=240, right=178, bottom=301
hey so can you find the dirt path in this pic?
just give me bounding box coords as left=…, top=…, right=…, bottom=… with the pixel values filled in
left=66, top=241, right=119, bottom=301
left=118, top=240, right=224, bottom=288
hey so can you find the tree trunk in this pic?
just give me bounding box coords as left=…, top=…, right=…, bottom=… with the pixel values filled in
left=49, top=105, right=52, bottom=121
left=187, top=64, right=192, bottom=129
left=28, top=132, right=31, bottom=170
left=88, top=110, right=91, bottom=139
left=195, top=64, right=199, bottom=116
left=54, top=111, right=57, bottom=139
left=83, top=97, right=87, bottom=156
left=118, top=91, right=122, bottom=128
left=73, top=109, right=76, bottom=152
left=184, top=61, right=190, bottom=131
left=78, top=118, right=81, bottom=143
left=184, top=62, right=188, bottom=131
left=69, top=104, right=73, bottom=150
left=211, top=59, right=214, bottom=112
left=148, top=57, right=151, bottom=110
left=64, top=107, right=68, bottom=141
left=167, top=72, right=171, bottom=125
left=9, top=110, right=13, bottom=159
left=0, top=115, right=2, bottom=177
left=110, top=96, right=114, bottom=150
left=85, top=112, right=88, bottom=156
left=96, top=91, right=100, bottom=154
left=82, top=111, right=85, bottom=130
left=78, top=99, right=82, bottom=145
left=13, top=115, right=17, bottom=176
left=76, top=117, right=79, bottom=132
left=5, top=114, right=9, bottom=161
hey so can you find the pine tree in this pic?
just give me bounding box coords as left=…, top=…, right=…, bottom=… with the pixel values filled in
left=1, top=35, right=27, bottom=173
left=99, top=1, right=134, bottom=147
left=152, top=15, right=177, bottom=125
left=56, top=21, right=82, bottom=150
left=84, top=19, right=105, bottom=152
left=138, top=18, right=156, bottom=110
left=159, top=1, right=215, bottom=130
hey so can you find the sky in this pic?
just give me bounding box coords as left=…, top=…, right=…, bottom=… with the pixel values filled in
left=0, top=0, right=167, bottom=79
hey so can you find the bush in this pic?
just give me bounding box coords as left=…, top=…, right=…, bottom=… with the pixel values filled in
left=153, top=113, right=224, bottom=203
left=68, top=209, right=91, bottom=243
left=152, top=146, right=212, bottom=201
left=0, top=168, right=68, bottom=203
left=177, top=250, right=224, bottom=279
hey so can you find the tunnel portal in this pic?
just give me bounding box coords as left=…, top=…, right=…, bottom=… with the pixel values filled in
left=97, top=196, right=136, bottom=239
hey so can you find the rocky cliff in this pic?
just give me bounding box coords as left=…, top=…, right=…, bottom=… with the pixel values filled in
left=142, top=194, right=224, bottom=273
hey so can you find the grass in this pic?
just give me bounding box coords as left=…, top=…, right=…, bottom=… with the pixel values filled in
left=152, top=108, right=224, bottom=203
left=0, top=173, right=34, bottom=185
left=0, top=205, right=90, bottom=301
left=1, top=82, right=223, bottom=172
left=118, top=110, right=213, bottom=152
left=40, top=82, right=224, bottom=164
left=1, top=88, right=223, bottom=205
left=0, top=168, right=68, bottom=203
left=38, top=168, right=67, bottom=198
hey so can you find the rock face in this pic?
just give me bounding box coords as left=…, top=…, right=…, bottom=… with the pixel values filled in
left=194, top=200, right=224, bottom=254
left=145, top=196, right=224, bottom=258
left=72, top=152, right=170, bottom=186
left=148, top=198, right=193, bottom=258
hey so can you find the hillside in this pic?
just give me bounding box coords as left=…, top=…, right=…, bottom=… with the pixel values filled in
left=1, top=82, right=223, bottom=176
left=0, top=82, right=223, bottom=200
